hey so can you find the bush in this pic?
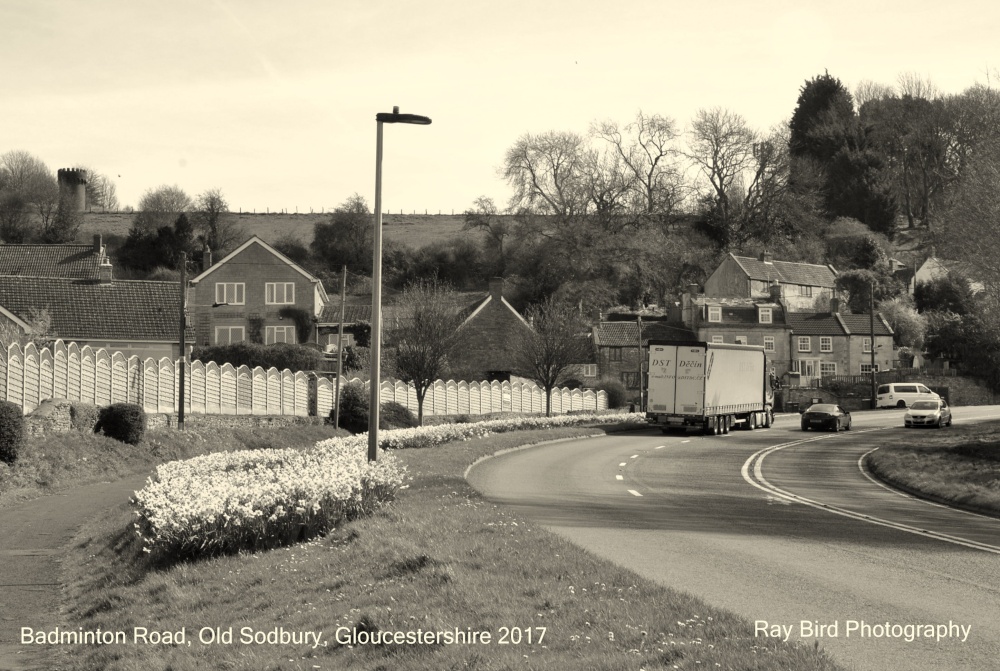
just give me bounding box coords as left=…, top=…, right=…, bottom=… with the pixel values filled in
left=191, top=341, right=325, bottom=372
left=70, top=402, right=101, bottom=432
left=94, top=403, right=146, bottom=445
left=329, top=384, right=418, bottom=433
left=593, top=377, right=627, bottom=409
left=0, top=400, right=24, bottom=465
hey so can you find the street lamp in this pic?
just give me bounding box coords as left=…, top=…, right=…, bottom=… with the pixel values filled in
left=369, top=106, right=432, bottom=462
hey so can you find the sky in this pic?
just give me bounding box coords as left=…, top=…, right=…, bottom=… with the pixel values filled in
left=1, top=0, right=997, bottom=214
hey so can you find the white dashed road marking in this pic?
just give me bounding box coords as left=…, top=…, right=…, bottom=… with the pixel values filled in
left=619, top=462, right=627, bottom=467
left=616, top=475, right=624, bottom=481
left=628, top=490, right=643, bottom=497
left=630, top=455, right=639, bottom=459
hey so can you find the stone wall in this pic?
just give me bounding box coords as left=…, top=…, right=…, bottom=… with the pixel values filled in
left=778, top=373, right=995, bottom=412
left=146, top=413, right=326, bottom=430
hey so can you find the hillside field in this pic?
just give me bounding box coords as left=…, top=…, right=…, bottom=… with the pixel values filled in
left=80, top=211, right=469, bottom=250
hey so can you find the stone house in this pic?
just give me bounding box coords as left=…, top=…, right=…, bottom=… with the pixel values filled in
left=703, top=252, right=838, bottom=312
left=785, top=302, right=894, bottom=385
left=187, top=236, right=329, bottom=347
left=447, top=278, right=534, bottom=382
left=592, top=319, right=696, bottom=391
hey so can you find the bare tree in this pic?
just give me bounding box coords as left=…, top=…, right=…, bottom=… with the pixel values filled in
left=0, top=150, right=58, bottom=233
left=390, top=279, right=465, bottom=424
left=854, top=80, right=896, bottom=110
left=463, top=195, right=513, bottom=276
left=84, top=170, right=120, bottom=211
left=591, top=111, right=686, bottom=228
left=897, top=72, right=939, bottom=101
left=511, top=296, right=594, bottom=417
left=193, top=188, right=243, bottom=257
left=132, top=185, right=192, bottom=234
left=503, top=130, right=591, bottom=225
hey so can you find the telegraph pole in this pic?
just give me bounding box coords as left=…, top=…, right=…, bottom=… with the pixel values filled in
left=333, top=265, right=347, bottom=430
left=869, top=281, right=877, bottom=409
left=178, top=252, right=187, bottom=430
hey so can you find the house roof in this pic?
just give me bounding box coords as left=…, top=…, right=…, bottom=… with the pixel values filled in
left=0, top=243, right=102, bottom=280
left=593, top=320, right=697, bottom=347
left=0, top=276, right=189, bottom=342
left=318, top=303, right=373, bottom=325
left=786, top=312, right=893, bottom=337
left=459, top=294, right=530, bottom=328
left=731, top=255, right=837, bottom=288
left=691, top=296, right=788, bottom=326
left=189, top=236, right=330, bottom=303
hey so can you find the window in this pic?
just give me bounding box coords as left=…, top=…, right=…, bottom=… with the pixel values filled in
left=790, top=360, right=800, bottom=373
left=582, top=364, right=597, bottom=378
left=620, top=371, right=641, bottom=389
left=711, top=335, right=724, bottom=343
left=266, top=325, right=296, bottom=344
left=215, top=282, right=245, bottom=305
left=758, top=307, right=772, bottom=324
left=860, top=363, right=881, bottom=374
left=820, top=362, right=837, bottom=376
left=608, top=348, right=623, bottom=362
left=797, top=336, right=811, bottom=352
left=863, top=337, right=872, bottom=353
left=734, top=335, right=748, bottom=345
left=820, top=336, right=833, bottom=352
left=798, top=285, right=813, bottom=297
left=265, top=282, right=295, bottom=305
left=707, top=306, right=722, bottom=322
left=763, top=336, right=775, bottom=352
left=215, top=326, right=245, bottom=345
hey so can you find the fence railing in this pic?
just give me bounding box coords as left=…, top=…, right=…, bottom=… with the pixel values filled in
left=0, top=341, right=606, bottom=418
left=814, top=367, right=961, bottom=389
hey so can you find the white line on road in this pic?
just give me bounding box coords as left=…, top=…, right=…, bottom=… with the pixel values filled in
left=681, top=440, right=690, bottom=444
left=616, top=475, right=624, bottom=481
left=655, top=445, right=665, bottom=450
left=619, top=462, right=627, bottom=467
left=630, top=455, right=638, bottom=459
left=628, top=489, right=643, bottom=497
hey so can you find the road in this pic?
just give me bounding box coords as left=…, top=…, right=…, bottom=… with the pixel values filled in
left=467, top=407, right=1000, bottom=671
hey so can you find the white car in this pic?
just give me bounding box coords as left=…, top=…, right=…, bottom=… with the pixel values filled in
left=876, top=382, right=940, bottom=408
left=904, top=399, right=953, bottom=428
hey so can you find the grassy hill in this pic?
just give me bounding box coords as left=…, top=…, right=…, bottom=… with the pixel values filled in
left=80, top=211, right=469, bottom=250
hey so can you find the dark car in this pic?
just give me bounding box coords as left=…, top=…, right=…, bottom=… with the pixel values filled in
left=800, top=403, right=852, bottom=431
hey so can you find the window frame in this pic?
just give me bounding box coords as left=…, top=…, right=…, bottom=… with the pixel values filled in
left=798, top=285, right=813, bottom=297
left=215, top=282, right=246, bottom=306
left=608, top=348, right=623, bottom=362
left=265, top=325, right=297, bottom=344
left=860, top=363, right=881, bottom=374
left=758, top=307, right=773, bottom=324
left=582, top=364, right=597, bottom=378
left=734, top=335, right=748, bottom=345
left=707, top=306, right=722, bottom=323
left=820, top=362, right=837, bottom=376
left=215, top=325, right=245, bottom=345
left=265, top=282, right=295, bottom=305
left=820, top=336, right=833, bottom=353
left=797, top=336, right=811, bottom=353
left=763, top=336, right=775, bottom=352
left=711, top=335, right=724, bottom=344
left=863, top=337, right=872, bottom=353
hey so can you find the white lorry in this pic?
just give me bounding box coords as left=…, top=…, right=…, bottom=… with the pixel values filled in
left=645, top=340, right=774, bottom=435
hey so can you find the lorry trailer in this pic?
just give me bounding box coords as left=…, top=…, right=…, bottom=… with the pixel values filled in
left=645, top=340, right=774, bottom=435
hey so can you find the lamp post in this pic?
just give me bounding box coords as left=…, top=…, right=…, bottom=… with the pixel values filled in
left=369, top=106, right=431, bottom=462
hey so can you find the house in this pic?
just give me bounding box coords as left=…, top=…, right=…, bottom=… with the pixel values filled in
left=703, top=252, right=838, bottom=312
left=447, top=278, right=534, bottom=382
left=785, top=300, right=894, bottom=386
left=674, top=287, right=793, bottom=377
left=0, top=275, right=189, bottom=360
left=566, top=334, right=599, bottom=387
left=186, top=236, right=329, bottom=347
left=592, top=318, right=696, bottom=391
left=316, top=302, right=372, bottom=355
left=0, top=236, right=110, bottom=280
left=914, top=257, right=984, bottom=294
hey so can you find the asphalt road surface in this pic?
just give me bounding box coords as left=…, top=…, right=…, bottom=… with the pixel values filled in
left=468, top=406, right=1000, bottom=671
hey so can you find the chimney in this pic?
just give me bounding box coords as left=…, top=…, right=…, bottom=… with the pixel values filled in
left=489, top=277, right=504, bottom=301
left=687, top=283, right=700, bottom=295
left=202, top=246, right=213, bottom=270
left=769, top=281, right=782, bottom=301
left=98, top=258, right=113, bottom=284
left=830, top=297, right=841, bottom=315
left=93, top=234, right=103, bottom=256
left=760, top=250, right=773, bottom=263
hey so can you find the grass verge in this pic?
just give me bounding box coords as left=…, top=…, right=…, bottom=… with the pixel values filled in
left=0, top=423, right=347, bottom=510
left=865, top=420, right=1000, bottom=517
left=51, top=424, right=842, bottom=671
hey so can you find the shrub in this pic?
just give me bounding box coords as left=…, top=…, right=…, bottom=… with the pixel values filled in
left=330, top=384, right=418, bottom=433
left=381, top=402, right=417, bottom=430
left=70, top=402, right=101, bottom=432
left=191, top=341, right=324, bottom=372
left=94, top=403, right=146, bottom=445
left=593, top=377, right=627, bottom=409
left=0, top=400, right=24, bottom=465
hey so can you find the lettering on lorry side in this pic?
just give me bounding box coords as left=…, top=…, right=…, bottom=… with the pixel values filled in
left=678, top=361, right=702, bottom=368
left=651, top=359, right=672, bottom=367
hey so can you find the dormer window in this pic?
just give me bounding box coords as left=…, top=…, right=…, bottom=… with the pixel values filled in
left=759, top=307, right=773, bottom=324
left=707, top=306, right=722, bottom=323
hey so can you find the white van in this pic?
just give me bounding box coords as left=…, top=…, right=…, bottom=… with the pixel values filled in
left=876, top=383, right=940, bottom=408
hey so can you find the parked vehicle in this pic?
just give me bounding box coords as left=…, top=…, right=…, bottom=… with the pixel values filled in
left=904, top=399, right=952, bottom=428
left=876, top=383, right=940, bottom=408
left=800, top=403, right=852, bottom=431
left=645, top=341, right=774, bottom=435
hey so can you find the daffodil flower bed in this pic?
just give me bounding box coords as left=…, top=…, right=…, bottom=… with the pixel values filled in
left=132, top=436, right=407, bottom=560
left=133, top=412, right=644, bottom=560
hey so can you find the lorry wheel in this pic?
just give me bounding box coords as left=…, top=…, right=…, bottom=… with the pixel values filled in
left=722, top=416, right=730, bottom=434
left=748, top=413, right=757, bottom=430
left=704, top=417, right=717, bottom=436
left=764, top=410, right=773, bottom=428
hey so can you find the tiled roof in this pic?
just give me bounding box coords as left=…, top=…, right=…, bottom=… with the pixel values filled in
left=732, top=255, right=837, bottom=288
left=786, top=312, right=893, bottom=337
left=0, top=244, right=101, bottom=280
left=0, top=276, right=187, bottom=342
left=318, top=303, right=373, bottom=324
left=593, top=321, right=696, bottom=347
left=692, top=298, right=788, bottom=326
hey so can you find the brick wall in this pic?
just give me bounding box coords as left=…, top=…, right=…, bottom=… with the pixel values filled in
left=449, top=298, right=533, bottom=381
